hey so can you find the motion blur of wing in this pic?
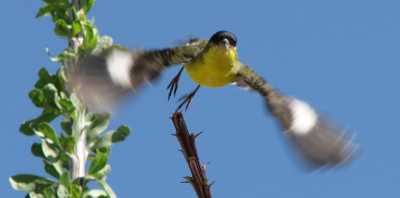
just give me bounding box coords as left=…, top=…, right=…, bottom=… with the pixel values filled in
left=66, top=39, right=207, bottom=112
left=235, top=63, right=357, bottom=168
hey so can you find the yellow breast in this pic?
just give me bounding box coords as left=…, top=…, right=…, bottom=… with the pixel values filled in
left=185, top=46, right=239, bottom=87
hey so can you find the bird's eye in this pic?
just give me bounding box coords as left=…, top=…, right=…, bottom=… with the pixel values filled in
left=227, top=38, right=236, bottom=46
left=221, top=37, right=236, bottom=46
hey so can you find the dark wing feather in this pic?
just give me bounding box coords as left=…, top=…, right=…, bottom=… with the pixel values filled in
left=66, top=40, right=207, bottom=112
left=235, top=63, right=357, bottom=168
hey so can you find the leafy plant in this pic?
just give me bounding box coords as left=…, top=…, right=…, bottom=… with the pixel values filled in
left=10, top=0, right=130, bottom=197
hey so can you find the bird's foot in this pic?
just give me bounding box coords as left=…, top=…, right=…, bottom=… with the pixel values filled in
left=175, top=85, right=201, bottom=112
left=167, top=67, right=184, bottom=100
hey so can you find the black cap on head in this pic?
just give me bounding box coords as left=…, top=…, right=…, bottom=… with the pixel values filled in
left=209, top=30, right=237, bottom=46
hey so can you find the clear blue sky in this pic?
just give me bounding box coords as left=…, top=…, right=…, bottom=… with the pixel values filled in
left=2, top=0, right=399, bottom=197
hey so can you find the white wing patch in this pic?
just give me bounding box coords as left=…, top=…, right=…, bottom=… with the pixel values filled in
left=288, top=98, right=318, bottom=135
left=106, top=50, right=133, bottom=88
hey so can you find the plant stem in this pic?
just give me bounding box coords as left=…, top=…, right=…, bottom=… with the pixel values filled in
left=171, top=112, right=212, bottom=198
left=69, top=0, right=87, bottom=180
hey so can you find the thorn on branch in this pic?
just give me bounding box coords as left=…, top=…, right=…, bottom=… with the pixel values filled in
left=171, top=112, right=212, bottom=198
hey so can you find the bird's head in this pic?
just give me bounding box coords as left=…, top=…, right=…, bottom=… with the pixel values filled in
left=209, top=31, right=237, bottom=49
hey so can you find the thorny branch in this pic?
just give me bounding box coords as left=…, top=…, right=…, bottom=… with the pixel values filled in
left=171, top=112, right=212, bottom=198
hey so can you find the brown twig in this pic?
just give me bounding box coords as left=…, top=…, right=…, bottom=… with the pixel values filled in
left=171, top=112, right=212, bottom=198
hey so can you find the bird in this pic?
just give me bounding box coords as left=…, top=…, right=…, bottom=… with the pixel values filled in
left=66, top=30, right=357, bottom=168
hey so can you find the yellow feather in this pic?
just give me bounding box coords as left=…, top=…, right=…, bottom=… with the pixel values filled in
left=185, top=46, right=240, bottom=87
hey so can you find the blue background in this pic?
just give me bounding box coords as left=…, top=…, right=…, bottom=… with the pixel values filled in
left=2, top=0, right=399, bottom=197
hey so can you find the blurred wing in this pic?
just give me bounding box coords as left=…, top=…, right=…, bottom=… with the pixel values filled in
left=235, top=63, right=357, bottom=168
left=66, top=39, right=207, bottom=112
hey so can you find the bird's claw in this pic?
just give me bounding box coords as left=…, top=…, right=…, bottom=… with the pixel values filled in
left=175, top=85, right=200, bottom=112
left=167, top=67, right=184, bottom=100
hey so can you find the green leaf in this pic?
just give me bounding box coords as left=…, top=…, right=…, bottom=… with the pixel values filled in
left=88, top=150, right=108, bottom=176
left=59, top=98, right=75, bottom=113
left=9, top=174, right=53, bottom=193
left=111, top=125, right=130, bottom=143
left=20, top=108, right=60, bottom=136
left=58, top=173, right=82, bottom=198
left=82, top=23, right=98, bottom=51
left=42, top=83, right=59, bottom=108
left=84, top=189, right=109, bottom=198
left=91, top=134, right=112, bottom=150
left=44, top=162, right=60, bottom=179
left=42, top=186, right=56, bottom=198
left=31, top=143, right=45, bottom=158
left=34, top=123, right=59, bottom=146
left=92, top=36, right=113, bottom=55
left=27, top=192, right=45, bottom=198
left=93, top=165, right=111, bottom=181
left=38, top=67, right=50, bottom=79
left=71, top=6, right=81, bottom=21
left=55, top=68, right=67, bottom=91
left=51, top=50, right=76, bottom=62
left=71, top=21, right=82, bottom=36
left=57, top=184, right=70, bottom=198
left=59, top=172, right=70, bottom=184
left=29, top=89, right=46, bottom=107
left=36, top=5, right=52, bottom=18
left=20, top=121, right=35, bottom=136
left=59, top=134, right=75, bottom=154
left=61, top=118, right=73, bottom=135
left=41, top=140, right=59, bottom=161
left=54, top=19, right=71, bottom=37
left=70, top=183, right=83, bottom=198
left=46, top=158, right=67, bottom=179
left=91, top=125, right=130, bottom=149
left=41, top=108, right=61, bottom=121
left=81, top=0, right=96, bottom=13
left=70, top=94, right=83, bottom=110
left=88, top=113, right=110, bottom=139
left=98, top=179, right=116, bottom=198
left=35, top=68, right=52, bottom=89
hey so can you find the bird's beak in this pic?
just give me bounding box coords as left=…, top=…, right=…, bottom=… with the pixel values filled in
left=223, top=38, right=230, bottom=48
